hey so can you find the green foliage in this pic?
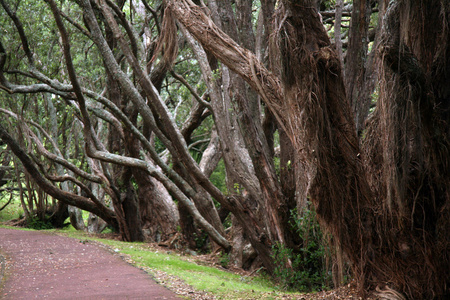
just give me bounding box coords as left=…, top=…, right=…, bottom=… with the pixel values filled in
left=219, top=252, right=230, bottom=268
left=211, top=68, right=222, bottom=82
left=233, top=182, right=242, bottom=194
left=209, top=159, right=228, bottom=194
left=26, top=216, right=54, bottom=230
left=271, top=204, right=332, bottom=292
left=0, top=194, right=23, bottom=222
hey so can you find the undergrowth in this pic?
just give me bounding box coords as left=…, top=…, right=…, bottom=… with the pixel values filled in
left=26, top=216, right=54, bottom=230
left=272, top=204, right=332, bottom=292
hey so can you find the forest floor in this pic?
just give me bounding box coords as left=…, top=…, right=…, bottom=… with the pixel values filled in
left=0, top=227, right=367, bottom=299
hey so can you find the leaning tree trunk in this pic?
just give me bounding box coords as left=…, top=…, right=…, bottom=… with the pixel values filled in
left=210, top=0, right=290, bottom=267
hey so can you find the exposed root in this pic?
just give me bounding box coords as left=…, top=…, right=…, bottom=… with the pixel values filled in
left=373, top=285, right=406, bottom=300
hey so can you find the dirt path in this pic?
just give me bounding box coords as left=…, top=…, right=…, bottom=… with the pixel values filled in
left=0, top=228, right=181, bottom=299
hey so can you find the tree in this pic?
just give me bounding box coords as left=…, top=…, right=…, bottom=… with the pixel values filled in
left=1, top=0, right=448, bottom=298
left=167, top=0, right=450, bottom=298
left=0, top=0, right=225, bottom=245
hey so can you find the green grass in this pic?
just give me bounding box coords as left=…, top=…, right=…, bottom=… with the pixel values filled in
left=0, top=196, right=23, bottom=222
left=120, top=247, right=275, bottom=297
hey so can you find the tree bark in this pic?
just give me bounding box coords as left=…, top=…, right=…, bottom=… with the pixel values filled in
left=344, top=0, right=372, bottom=135
left=361, top=1, right=450, bottom=298
left=166, top=0, right=369, bottom=294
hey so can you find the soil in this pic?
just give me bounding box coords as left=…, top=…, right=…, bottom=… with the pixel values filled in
left=0, top=228, right=180, bottom=299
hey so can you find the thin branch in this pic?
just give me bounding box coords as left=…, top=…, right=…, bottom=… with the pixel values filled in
left=142, top=0, right=161, bottom=35
left=0, top=193, right=13, bottom=212
left=335, top=0, right=344, bottom=67
left=0, top=0, right=34, bottom=64
left=188, top=138, right=210, bottom=150
left=105, top=0, right=141, bottom=58
left=59, top=10, right=91, bottom=38
left=170, top=70, right=211, bottom=108
left=321, top=10, right=352, bottom=18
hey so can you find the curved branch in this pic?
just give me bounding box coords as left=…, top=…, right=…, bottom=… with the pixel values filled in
left=59, top=10, right=91, bottom=38
left=0, top=122, right=117, bottom=227
left=43, top=173, right=102, bottom=208
left=0, top=108, right=103, bottom=184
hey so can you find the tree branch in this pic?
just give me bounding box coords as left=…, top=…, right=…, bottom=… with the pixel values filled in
left=0, top=0, right=34, bottom=64
left=59, top=9, right=91, bottom=38
left=170, top=70, right=211, bottom=108
left=105, top=0, right=141, bottom=58
left=46, top=0, right=95, bottom=149
left=0, top=108, right=103, bottom=184
left=142, top=0, right=161, bottom=35
left=167, top=0, right=287, bottom=133
left=0, top=122, right=117, bottom=227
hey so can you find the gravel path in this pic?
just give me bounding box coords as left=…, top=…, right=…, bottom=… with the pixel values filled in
left=0, top=228, right=180, bottom=299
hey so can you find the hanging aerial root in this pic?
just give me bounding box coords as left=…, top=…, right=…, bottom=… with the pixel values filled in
left=150, top=6, right=178, bottom=67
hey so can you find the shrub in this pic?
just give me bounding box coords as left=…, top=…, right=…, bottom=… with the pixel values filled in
left=27, top=216, right=54, bottom=230
left=272, top=204, right=332, bottom=292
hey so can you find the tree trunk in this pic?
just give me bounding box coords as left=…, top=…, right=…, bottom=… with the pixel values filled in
left=49, top=201, right=69, bottom=228
left=361, top=1, right=450, bottom=298
left=45, top=93, right=80, bottom=229
left=121, top=182, right=144, bottom=242
left=213, top=0, right=290, bottom=265
left=344, top=0, right=372, bottom=135
left=134, top=169, right=179, bottom=242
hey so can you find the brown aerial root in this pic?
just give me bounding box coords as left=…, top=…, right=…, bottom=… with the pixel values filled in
left=373, top=285, right=406, bottom=300
left=150, top=6, right=178, bottom=68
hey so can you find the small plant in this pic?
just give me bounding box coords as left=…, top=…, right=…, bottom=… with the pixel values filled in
left=219, top=252, right=230, bottom=268
left=271, top=203, right=332, bottom=292
left=27, top=216, right=54, bottom=230
left=193, top=231, right=209, bottom=253
left=233, top=182, right=241, bottom=194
